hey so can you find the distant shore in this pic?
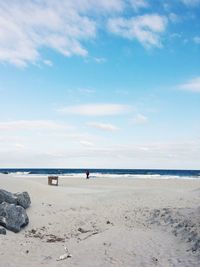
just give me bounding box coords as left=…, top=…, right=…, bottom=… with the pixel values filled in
left=1, top=174, right=200, bottom=267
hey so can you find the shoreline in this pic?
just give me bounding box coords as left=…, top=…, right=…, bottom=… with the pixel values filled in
left=1, top=168, right=199, bottom=181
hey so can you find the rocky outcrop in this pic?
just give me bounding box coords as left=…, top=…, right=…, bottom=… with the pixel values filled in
left=15, top=192, right=31, bottom=209
left=0, top=189, right=31, bottom=233
left=0, top=189, right=31, bottom=208
left=0, top=202, right=29, bottom=233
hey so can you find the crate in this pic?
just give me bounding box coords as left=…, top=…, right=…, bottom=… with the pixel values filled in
left=48, top=176, right=58, bottom=186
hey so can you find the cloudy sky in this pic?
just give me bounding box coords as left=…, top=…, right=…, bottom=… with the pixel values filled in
left=0, top=0, right=200, bottom=169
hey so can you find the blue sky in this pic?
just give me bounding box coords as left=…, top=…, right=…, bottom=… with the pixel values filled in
left=0, top=0, right=200, bottom=169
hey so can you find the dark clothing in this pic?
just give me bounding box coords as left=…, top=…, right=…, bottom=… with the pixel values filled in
left=86, top=170, right=90, bottom=179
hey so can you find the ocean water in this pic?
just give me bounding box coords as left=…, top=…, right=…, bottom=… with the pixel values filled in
left=0, top=168, right=200, bottom=179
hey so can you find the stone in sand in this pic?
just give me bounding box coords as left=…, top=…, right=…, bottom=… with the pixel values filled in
left=14, top=192, right=31, bottom=209
left=0, top=202, right=29, bottom=233
left=0, top=189, right=31, bottom=209
left=0, top=189, right=17, bottom=205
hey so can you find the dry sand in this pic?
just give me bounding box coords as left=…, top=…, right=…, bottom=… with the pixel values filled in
left=0, top=174, right=200, bottom=267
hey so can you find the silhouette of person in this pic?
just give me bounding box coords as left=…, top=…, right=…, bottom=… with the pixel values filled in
left=86, top=170, right=90, bottom=179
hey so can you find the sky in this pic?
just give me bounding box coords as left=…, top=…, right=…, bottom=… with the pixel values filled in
left=0, top=0, right=200, bottom=169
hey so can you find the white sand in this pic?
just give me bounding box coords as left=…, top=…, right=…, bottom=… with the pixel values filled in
left=0, top=174, right=200, bottom=267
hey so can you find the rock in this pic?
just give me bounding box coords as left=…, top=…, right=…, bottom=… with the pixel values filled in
left=0, top=189, right=17, bottom=205
left=0, top=189, right=31, bottom=209
left=0, top=226, right=6, bottom=235
left=0, top=202, right=29, bottom=233
left=14, top=192, right=31, bottom=209
left=0, top=189, right=30, bottom=233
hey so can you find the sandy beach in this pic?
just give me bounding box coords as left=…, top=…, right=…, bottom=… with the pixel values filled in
left=0, top=174, right=200, bottom=267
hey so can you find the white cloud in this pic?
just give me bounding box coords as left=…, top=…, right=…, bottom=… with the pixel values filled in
left=80, top=140, right=200, bottom=166
left=178, top=77, right=200, bottom=92
left=0, top=1, right=172, bottom=66
left=87, top=122, right=119, bottom=131
left=170, top=33, right=182, bottom=39
left=131, top=114, right=148, bottom=124
left=79, top=140, right=94, bottom=147
left=58, top=104, right=130, bottom=116
left=107, top=14, right=167, bottom=48
left=0, top=0, right=123, bottom=66
left=43, top=60, right=53, bottom=67
left=193, top=36, right=200, bottom=44
left=181, top=0, right=200, bottom=6
left=73, top=0, right=124, bottom=12
left=15, top=143, right=26, bottom=150
left=1, top=134, right=200, bottom=168
left=94, top=57, right=107, bottom=63
left=169, top=13, right=180, bottom=23
left=0, top=120, right=71, bottom=131
left=129, top=0, right=149, bottom=11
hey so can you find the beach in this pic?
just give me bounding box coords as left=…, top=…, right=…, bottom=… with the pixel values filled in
left=0, top=174, right=200, bottom=267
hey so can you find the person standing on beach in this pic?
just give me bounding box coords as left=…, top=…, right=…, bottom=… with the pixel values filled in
left=86, top=170, right=90, bottom=179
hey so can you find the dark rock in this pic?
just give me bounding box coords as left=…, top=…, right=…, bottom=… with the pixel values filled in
left=0, top=202, right=29, bottom=233
left=0, top=189, right=17, bottom=205
left=0, top=189, right=31, bottom=209
left=0, top=226, right=6, bottom=235
left=14, top=192, right=31, bottom=209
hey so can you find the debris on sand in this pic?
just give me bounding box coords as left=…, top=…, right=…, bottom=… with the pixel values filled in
left=56, top=247, right=72, bottom=261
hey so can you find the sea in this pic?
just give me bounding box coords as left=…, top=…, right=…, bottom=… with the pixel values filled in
left=0, top=168, right=200, bottom=179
